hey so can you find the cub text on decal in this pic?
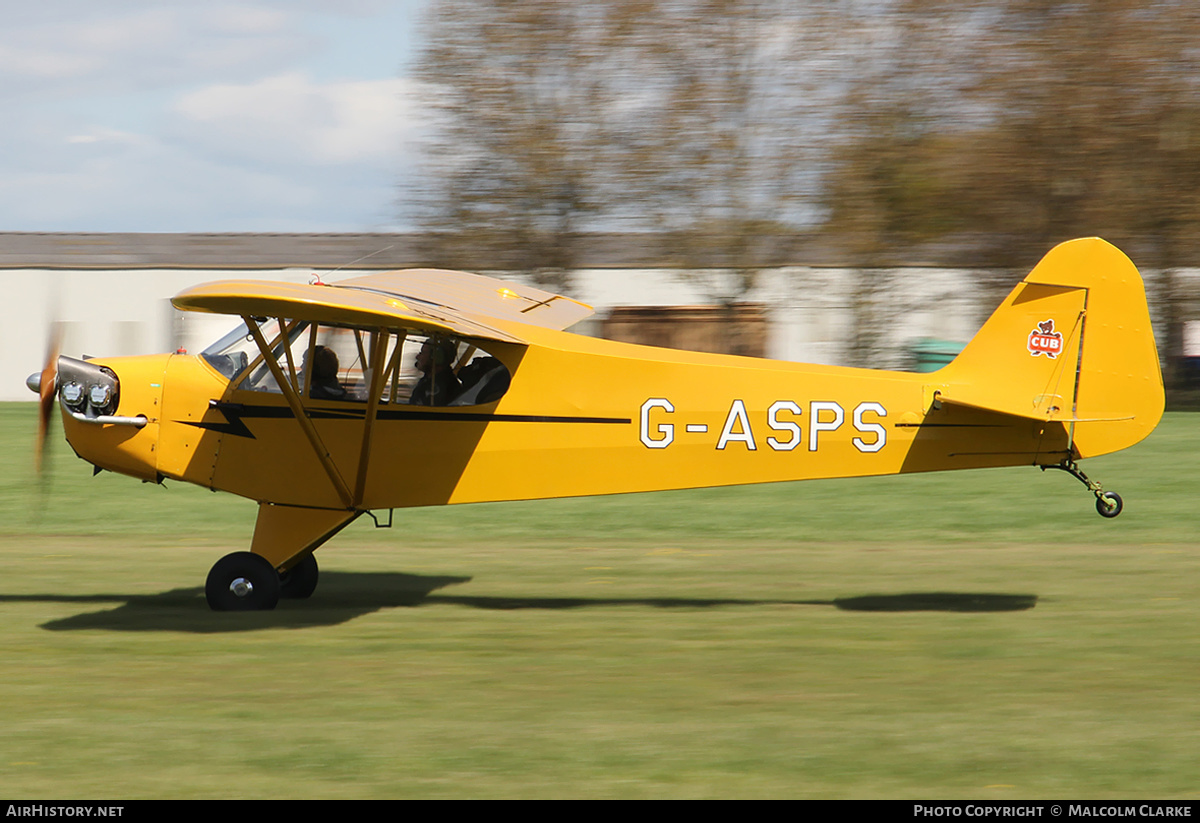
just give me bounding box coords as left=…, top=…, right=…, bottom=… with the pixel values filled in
left=1028, top=319, right=1064, bottom=358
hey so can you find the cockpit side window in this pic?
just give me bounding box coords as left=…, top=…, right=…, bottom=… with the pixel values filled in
left=382, top=333, right=511, bottom=407
left=201, top=319, right=511, bottom=407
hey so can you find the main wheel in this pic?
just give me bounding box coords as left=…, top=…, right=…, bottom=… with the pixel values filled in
left=1096, top=491, right=1123, bottom=518
left=279, top=554, right=319, bottom=599
left=205, top=552, right=281, bottom=611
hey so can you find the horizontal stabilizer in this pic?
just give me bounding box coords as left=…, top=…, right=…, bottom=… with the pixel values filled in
left=933, top=396, right=1134, bottom=425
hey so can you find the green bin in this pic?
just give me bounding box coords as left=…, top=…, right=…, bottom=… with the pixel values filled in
left=910, top=338, right=964, bottom=373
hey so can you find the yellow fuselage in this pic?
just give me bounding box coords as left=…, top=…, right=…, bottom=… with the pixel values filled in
left=67, top=331, right=1075, bottom=513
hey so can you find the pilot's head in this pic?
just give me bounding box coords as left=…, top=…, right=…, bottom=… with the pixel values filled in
left=416, top=338, right=456, bottom=373
left=308, top=345, right=339, bottom=381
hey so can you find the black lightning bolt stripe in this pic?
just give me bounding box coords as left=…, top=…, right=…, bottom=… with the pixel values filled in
left=375, top=409, right=628, bottom=424
left=179, top=401, right=629, bottom=439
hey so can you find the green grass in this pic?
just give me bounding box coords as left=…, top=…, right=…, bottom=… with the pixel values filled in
left=0, top=403, right=1197, bottom=798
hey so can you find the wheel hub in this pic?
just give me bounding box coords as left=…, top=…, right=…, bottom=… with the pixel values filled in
left=229, top=577, right=254, bottom=598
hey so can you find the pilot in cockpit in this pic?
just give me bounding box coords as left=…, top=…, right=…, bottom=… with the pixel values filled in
left=305, top=345, right=347, bottom=401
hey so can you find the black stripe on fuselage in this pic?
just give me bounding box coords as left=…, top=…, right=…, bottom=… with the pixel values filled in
left=180, top=402, right=630, bottom=439
left=892, top=422, right=1010, bottom=428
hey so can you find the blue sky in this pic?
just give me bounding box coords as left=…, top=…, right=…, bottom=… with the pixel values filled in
left=1, top=1, right=430, bottom=232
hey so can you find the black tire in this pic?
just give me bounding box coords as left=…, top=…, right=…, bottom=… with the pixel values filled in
left=205, top=552, right=281, bottom=611
left=1096, top=491, right=1123, bottom=519
left=279, top=554, right=319, bottom=599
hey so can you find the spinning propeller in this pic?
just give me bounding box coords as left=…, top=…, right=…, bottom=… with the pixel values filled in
left=28, top=322, right=62, bottom=475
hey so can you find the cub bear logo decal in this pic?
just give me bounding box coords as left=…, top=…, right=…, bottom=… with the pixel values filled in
left=1028, top=319, right=1063, bottom=358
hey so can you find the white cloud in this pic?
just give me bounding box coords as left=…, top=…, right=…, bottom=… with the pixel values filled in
left=170, top=72, right=419, bottom=168
left=0, top=1, right=428, bottom=232
left=0, top=129, right=397, bottom=232
left=0, top=5, right=311, bottom=100
left=0, top=44, right=96, bottom=81
left=64, top=127, right=145, bottom=147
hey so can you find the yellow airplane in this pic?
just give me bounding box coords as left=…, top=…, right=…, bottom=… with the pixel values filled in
left=27, top=237, right=1164, bottom=611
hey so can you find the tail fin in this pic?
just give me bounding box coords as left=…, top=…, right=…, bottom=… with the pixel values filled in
left=935, top=238, right=1163, bottom=459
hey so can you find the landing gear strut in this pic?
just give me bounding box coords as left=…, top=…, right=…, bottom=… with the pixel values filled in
left=1041, top=459, right=1123, bottom=518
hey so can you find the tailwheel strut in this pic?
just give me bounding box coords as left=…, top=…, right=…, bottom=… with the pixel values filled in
left=1041, top=459, right=1123, bottom=518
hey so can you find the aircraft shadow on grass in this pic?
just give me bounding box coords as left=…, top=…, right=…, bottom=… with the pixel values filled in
left=0, top=572, right=1039, bottom=632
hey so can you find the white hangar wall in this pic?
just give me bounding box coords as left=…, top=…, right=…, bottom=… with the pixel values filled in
left=3, top=264, right=997, bottom=402
left=567, top=266, right=986, bottom=369
left=2, top=232, right=1103, bottom=402
left=3, top=266, right=356, bottom=402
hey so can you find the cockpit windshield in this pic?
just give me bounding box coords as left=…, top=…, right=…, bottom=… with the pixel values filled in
left=200, top=319, right=275, bottom=380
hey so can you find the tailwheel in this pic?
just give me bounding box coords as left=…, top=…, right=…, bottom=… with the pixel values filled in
left=1096, top=491, right=1123, bottom=519
left=1041, top=459, right=1123, bottom=519
left=279, top=554, right=319, bottom=599
left=206, top=551, right=281, bottom=611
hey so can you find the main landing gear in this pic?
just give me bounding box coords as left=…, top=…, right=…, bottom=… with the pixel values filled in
left=1041, top=459, right=1124, bottom=518
left=205, top=552, right=319, bottom=611
left=279, top=554, right=319, bottom=599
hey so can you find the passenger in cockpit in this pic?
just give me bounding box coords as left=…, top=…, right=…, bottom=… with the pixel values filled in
left=410, top=337, right=461, bottom=405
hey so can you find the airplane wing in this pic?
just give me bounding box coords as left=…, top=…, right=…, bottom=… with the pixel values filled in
left=171, top=268, right=594, bottom=344
left=334, top=268, right=593, bottom=331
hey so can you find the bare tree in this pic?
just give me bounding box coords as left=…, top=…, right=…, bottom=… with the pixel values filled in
left=823, top=0, right=1200, bottom=379
left=414, top=2, right=627, bottom=291
left=618, top=3, right=836, bottom=280
left=414, top=0, right=841, bottom=313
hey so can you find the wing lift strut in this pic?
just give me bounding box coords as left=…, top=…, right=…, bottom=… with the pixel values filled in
left=204, top=318, right=397, bottom=611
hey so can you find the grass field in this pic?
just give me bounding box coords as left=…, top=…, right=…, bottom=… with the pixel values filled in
left=0, top=402, right=1196, bottom=798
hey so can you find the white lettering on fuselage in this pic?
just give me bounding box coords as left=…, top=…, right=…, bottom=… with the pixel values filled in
left=640, top=398, right=675, bottom=448
left=639, top=399, right=888, bottom=453
left=716, top=400, right=756, bottom=450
